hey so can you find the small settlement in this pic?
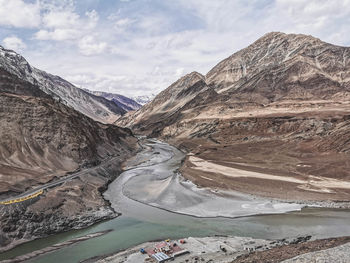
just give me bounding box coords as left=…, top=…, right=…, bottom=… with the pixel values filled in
left=140, top=239, right=189, bottom=262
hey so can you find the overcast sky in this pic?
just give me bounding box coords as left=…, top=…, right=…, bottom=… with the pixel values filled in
left=1, top=0, right=350, bottom=97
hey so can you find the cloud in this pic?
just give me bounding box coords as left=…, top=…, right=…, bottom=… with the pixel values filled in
left=269, top=0, right=350, bottom=43
left=35, top=5, right=99, bottom=42
left=78, top=36, right=107, bottom=56
left=115, top=18, right=136, bottom=30
left=35, top=28, right=80, bottom=41
left=42, top=10, right=79, bottom=29
left=2, top=36, right=27, bottom=52
left=32, top=2, right=103, bottom=55
left=6, top=0, right=350, bottom=98
left=85, top=10, right=99, bottom=28
left=66, top=72, right=175, bottom=97
left=0, top=0, right=40, bottom=28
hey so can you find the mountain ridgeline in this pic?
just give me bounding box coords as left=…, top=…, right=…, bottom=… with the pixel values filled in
left=84, top=89, right=142, bottom=111
left=118, top=32, right=350, bottom=144
left=117, top=32, right=350, bottom=201
left=0, top=46, right=127, bottom=124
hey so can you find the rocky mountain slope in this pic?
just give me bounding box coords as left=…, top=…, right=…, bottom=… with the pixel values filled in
left=0, top=67, right=138, bottom=251
left=117, top=32, right=350, bottom=201
left=0, top=46, right=126, bottom=124
left=84, top=89, right=141, bottom=111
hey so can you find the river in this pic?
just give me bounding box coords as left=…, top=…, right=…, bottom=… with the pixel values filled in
left=1, top=139, right=350, bottom=263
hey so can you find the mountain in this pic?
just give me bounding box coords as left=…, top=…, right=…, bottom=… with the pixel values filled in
left=116, top=71, right=210, bottom=133
left=117, top=32, right=350, bottom=201
left=0, top=66, right=138, bottom=250
left=0, top=46, right=126, bottom=123
left=132, top=94, right=156, bottom=105
left=84, top=89, right=141, bottom=111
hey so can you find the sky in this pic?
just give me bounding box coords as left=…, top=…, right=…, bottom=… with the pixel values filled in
left=1, top=0, right=350, bottom=97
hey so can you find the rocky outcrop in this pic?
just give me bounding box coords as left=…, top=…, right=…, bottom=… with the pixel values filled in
left=116, top=71, right=210, bottom=136
left=0, top=46, right=126, bottom=124
left=233, top=236, right=350, bottom=263
left=281, top=242, right=350, bottom=263
left=0, top=161, right=124, bottom=252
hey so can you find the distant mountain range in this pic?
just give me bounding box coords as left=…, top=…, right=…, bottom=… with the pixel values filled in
left=83, top=89, right=142, bottom=112
left=0, top=46, right=126, bottom=124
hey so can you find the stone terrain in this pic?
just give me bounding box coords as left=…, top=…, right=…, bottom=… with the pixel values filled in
left=281, top=242, right=350, bottom=263
left=0, top=67, right=138, bottom=251
left=92, top=236, right=272, bottom=263
left=233, top=236, right=350, bottom=263
left=117, top=32, right=350, bottom=202
left=0, top=46, right=126, bottom=124
left=89, top=236, right=350, bottom=263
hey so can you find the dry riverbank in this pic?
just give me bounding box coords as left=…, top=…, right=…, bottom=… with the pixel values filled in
left=92, top=235, right=350, bottom=263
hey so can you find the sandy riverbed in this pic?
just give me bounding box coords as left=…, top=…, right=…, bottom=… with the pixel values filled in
left=119, top=139, right=305, bottom=218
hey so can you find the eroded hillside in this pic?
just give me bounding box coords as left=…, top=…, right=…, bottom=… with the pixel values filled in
left=117, top=32, right=350, bottom=201
left=0, top=67, right=138, bottom=251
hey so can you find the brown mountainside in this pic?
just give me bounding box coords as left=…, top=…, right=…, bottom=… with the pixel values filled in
left=0, top=67, right=138, bottom=251
left=117, top=32, right=350, bottom=201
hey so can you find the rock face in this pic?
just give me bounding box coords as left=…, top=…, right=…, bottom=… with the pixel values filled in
left=117, top=32, right=350, bottom=201
left=0, top=46, right=126, bottom=124
left=84, top=89, right=142, bottom=111
left=117, top=71, right=211, bottom=135
left=281, top=242, right=350, bottom=263
left=0, top=67, right=138, bottom=251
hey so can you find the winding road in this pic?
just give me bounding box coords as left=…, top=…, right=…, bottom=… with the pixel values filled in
left=0, top=155, right=120, bottom=205
left=0, top=138, right=169, bottom=205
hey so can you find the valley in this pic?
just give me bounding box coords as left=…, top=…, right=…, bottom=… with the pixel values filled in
left=118, top=32, right=350, bottom=203
left=1, top=31, right=350, bottom=262
left=0, top=61, right=139, bottom=252
left=1, top=138, right=350, bottom=263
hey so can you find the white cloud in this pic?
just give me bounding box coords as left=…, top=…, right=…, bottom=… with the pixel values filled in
left=9, top=0, right=350, bottom=98
left=35, top=28, right=80, bottom=41
left=2, top=36, right=27, bottom=52
left=42, top=10, right=80, bottom=29
left=66, top=72, right=173, bottom=97
left=0, top=0, right=40, bottom=28
left=32, top=3, right=104, bottom=55
left=108, top=13, right=136, bottom=32
left=115, top=18, right=135, bottom=28
left=175, top=68, right=185, bottom=77
left=78, top=36, right=107, bottom=56
left=85, top=10, right=99, bottom=29
left=35, top=7, right=99, bottom=42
